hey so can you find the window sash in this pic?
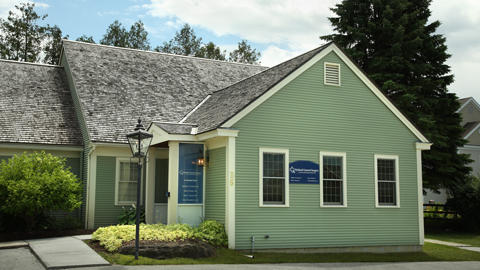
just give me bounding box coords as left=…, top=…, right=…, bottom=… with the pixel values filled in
left=375, top=156, right=399, bottom=207
left=117, top=160, right=140, bottom=205
left=260, top=149, right=289, bottom=207
left=321, top=154, right=345, bottom=206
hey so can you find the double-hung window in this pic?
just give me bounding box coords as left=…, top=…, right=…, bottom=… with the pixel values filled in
left=375, top=155, right=399, bottom=207
left=320, top=152, right=347, bottom=207
left=116, top=158, right=140, bottom=205
left=259, top=148, right=289, bottom=207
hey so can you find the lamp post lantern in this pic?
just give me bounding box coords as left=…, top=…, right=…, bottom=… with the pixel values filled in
left=126, top=119, right=153, bottom=260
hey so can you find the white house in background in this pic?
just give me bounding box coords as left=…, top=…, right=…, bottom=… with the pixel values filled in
left=458, top=97, right=480, bottom=176
left=424, top=97, right=480, bottom=204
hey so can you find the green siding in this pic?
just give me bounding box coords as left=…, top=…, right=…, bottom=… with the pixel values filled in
left=155, top=159, right=169, bottom=203
left=94, top=156, right=123, bottom=227
left=205, top=147, right=226, bottom=223
left=233, top=52, right=420, bottom=249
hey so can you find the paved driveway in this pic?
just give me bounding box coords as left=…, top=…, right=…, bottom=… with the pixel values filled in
left=0, top=247, right=44, bottom=270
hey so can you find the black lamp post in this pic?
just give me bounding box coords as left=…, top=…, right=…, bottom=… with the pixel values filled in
left=126, top=119, right=153, bottom=260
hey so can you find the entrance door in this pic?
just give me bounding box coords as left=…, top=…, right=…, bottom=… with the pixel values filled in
left=154, top=159, right=168, bottom=224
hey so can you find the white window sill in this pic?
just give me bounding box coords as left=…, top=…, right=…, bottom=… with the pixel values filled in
left=321, top=204, right=347, bottom=208
left=259, top=204, right=290, bottom=208
left=376, top=205, right=400, bottom=208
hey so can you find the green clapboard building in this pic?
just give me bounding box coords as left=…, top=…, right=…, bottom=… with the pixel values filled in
left=0, top=41, right=431, bottom=252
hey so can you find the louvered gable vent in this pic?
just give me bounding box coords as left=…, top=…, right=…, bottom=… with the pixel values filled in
left=324, top=62, right=340, bottom=86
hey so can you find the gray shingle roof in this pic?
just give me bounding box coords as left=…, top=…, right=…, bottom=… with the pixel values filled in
left=62, top=40, right=267, bottom=143
left=184, top=44, right=330, bottom=133
left=0, top=60, right=82, bottom=145
left=463, top=121, right=480, bottom=138
left=151, top=122, right=197, bottom=135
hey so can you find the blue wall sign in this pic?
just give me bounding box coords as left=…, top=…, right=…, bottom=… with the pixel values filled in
left=289, top=160, right=319, bottom=184
left=178, top=143, right=204, bottom=204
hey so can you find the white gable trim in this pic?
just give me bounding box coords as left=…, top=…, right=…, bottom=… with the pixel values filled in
left=179, top=95, right=211, bottom=123
left=464, top=123, right=480, bottom=140
left=221, top=43, right=429, bottom=143
left=457, top=97, right=480, bottom=113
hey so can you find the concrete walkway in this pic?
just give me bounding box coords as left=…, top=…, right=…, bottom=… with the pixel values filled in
left=425, top=238, right=480, bottom=252
left=27, top=236, right=109, bottom=269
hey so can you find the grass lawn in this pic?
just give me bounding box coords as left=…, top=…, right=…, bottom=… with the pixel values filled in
left=93, top=242, right=480, bottom=265
left=426, top=232, right=480, bottom=247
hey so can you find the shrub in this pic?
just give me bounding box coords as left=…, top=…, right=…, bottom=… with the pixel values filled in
left=0, top=152, right=82, bottom=232
left=118, top=205, right=145, bottom=225
left=92, top=220, right=227, bottom=252
left=447, top=175, right=480, bottom=231
left=195, top=220, right=228, bottom=247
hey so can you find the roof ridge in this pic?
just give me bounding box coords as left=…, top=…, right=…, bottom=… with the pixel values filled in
left=209, top=42, right=332, bottom=95
left=0, top=59, right=62, bottom=68
left=63, top=39, right=269, bottom=68
left=152, top=121, right=197, bottom=126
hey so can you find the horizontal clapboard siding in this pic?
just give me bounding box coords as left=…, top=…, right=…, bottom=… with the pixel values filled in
left=94, top=156, right=124, bottom=227
left=205, top=147, right=226, bottom=223
left=232, top=51, right=419, bottom=249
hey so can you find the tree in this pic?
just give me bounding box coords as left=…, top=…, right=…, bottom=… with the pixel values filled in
left=0, top=2, right=47, bottom=62
left=195, top=41, right=226, bottom=60
left=100, top=20, right=128, bottom=47
left=321, top=0, right=470, bottom=191
left=76, top=35, right=95, bottom=43
left=0, top=152, right=82, bottom=232
left=100, top=20, right=150, bottom=50
left=229, top=40, right=261, bottom=64
left=43, top=25, right=68, bottom=65
left=155, top=23, right=202, bottom=56
left=127, top=20, right=150, bottom=50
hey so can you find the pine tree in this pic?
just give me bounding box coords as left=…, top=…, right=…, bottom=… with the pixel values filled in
left=195, top=42, right=226, bottom=60
left=43, top=25, right=68, bottom=65
left=321, top=0, right=470, bottom=191
left=229, top=40, right=261, bottom=64
left=127, top=20, right=150, bottom=50
left=100, top=20, right=128, bottom=47
left=0, top=2, right=47, bottom=62
left=155, top=24, right=202, bottom=56
left=76, top=35, right=95, bottom=43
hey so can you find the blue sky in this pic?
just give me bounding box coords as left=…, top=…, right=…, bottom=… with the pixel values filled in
left=1, top=0, right=479, bottom=101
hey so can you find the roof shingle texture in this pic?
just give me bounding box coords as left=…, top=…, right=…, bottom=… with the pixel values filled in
left=0, top=61, right=82, bottom=145
left=63, top=41, right=267, bottom=143
left=185, top=44, right=329, bottom=133
left=151, top=122, right=197, bottom=135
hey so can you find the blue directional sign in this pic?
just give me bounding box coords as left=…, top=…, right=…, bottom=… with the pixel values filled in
left=289, top=160, right=320, bottom=184
left=178, top=143, right=204, bottom=204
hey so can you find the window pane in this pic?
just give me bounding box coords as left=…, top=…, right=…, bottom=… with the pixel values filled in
left=120, top=161, right=138, bottom=182
left=263, top=178, right=285, bottom=204
left=377, top=159, right=395, bottom=181
left=378, top=181, right=396, bottom=205
left=118, top=182, right=137, bottom=202
left=323, top=156, right=342, bottom=180
left=323, top=180, right=343, bottom=204
left=263, top=153, right=285, bottom=178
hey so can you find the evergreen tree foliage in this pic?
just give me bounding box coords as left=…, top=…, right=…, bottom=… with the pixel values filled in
left=195, top=41, right=226, bottom=60
left=100, top=20, right=128, bottom=47
left=0, top=2, right=47, bottom=62
left=321, top=0, right=470, bottom=191
left=155, top=23, right=202, bottom=56
left=100, top=20, right=150, bottom=50
left=43, top=25, right=68, bottom=65
left=76, top=35, right=95, bottom=44
left=127, top=20, right=150, bottom=50
left=229, top=40, right=261, bottom=64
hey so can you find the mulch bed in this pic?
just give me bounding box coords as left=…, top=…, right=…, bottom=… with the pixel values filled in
left=0, top=229, right=95, bottom=242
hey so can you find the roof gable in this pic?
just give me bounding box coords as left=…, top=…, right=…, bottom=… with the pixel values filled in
left=185, top=43, right=429, bottom=143
left=62, top=40, right=267, bottom=143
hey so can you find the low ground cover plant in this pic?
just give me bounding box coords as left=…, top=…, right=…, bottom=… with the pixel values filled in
left=92, top=220, right=227, bottom=252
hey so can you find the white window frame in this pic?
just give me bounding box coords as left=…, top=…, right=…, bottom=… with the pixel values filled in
left=115, top=157, right=143, bottom=206
left=324, top=62, right=341, bottom=86
left=374, top=154, right=400, bottom=208
left=259, top=148, right=289, bottom=207
left=320, top=152, right=347, bottom=207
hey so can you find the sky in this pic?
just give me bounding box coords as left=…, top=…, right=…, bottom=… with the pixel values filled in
left=0, top=0, right=479, bottom=101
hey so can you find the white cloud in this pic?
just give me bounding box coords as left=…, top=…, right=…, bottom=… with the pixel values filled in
left=0, top=1, right=48, bottom=18
left=260, top=45, right=303, bottom=67
left=144, top=0, right=338, bottom=51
